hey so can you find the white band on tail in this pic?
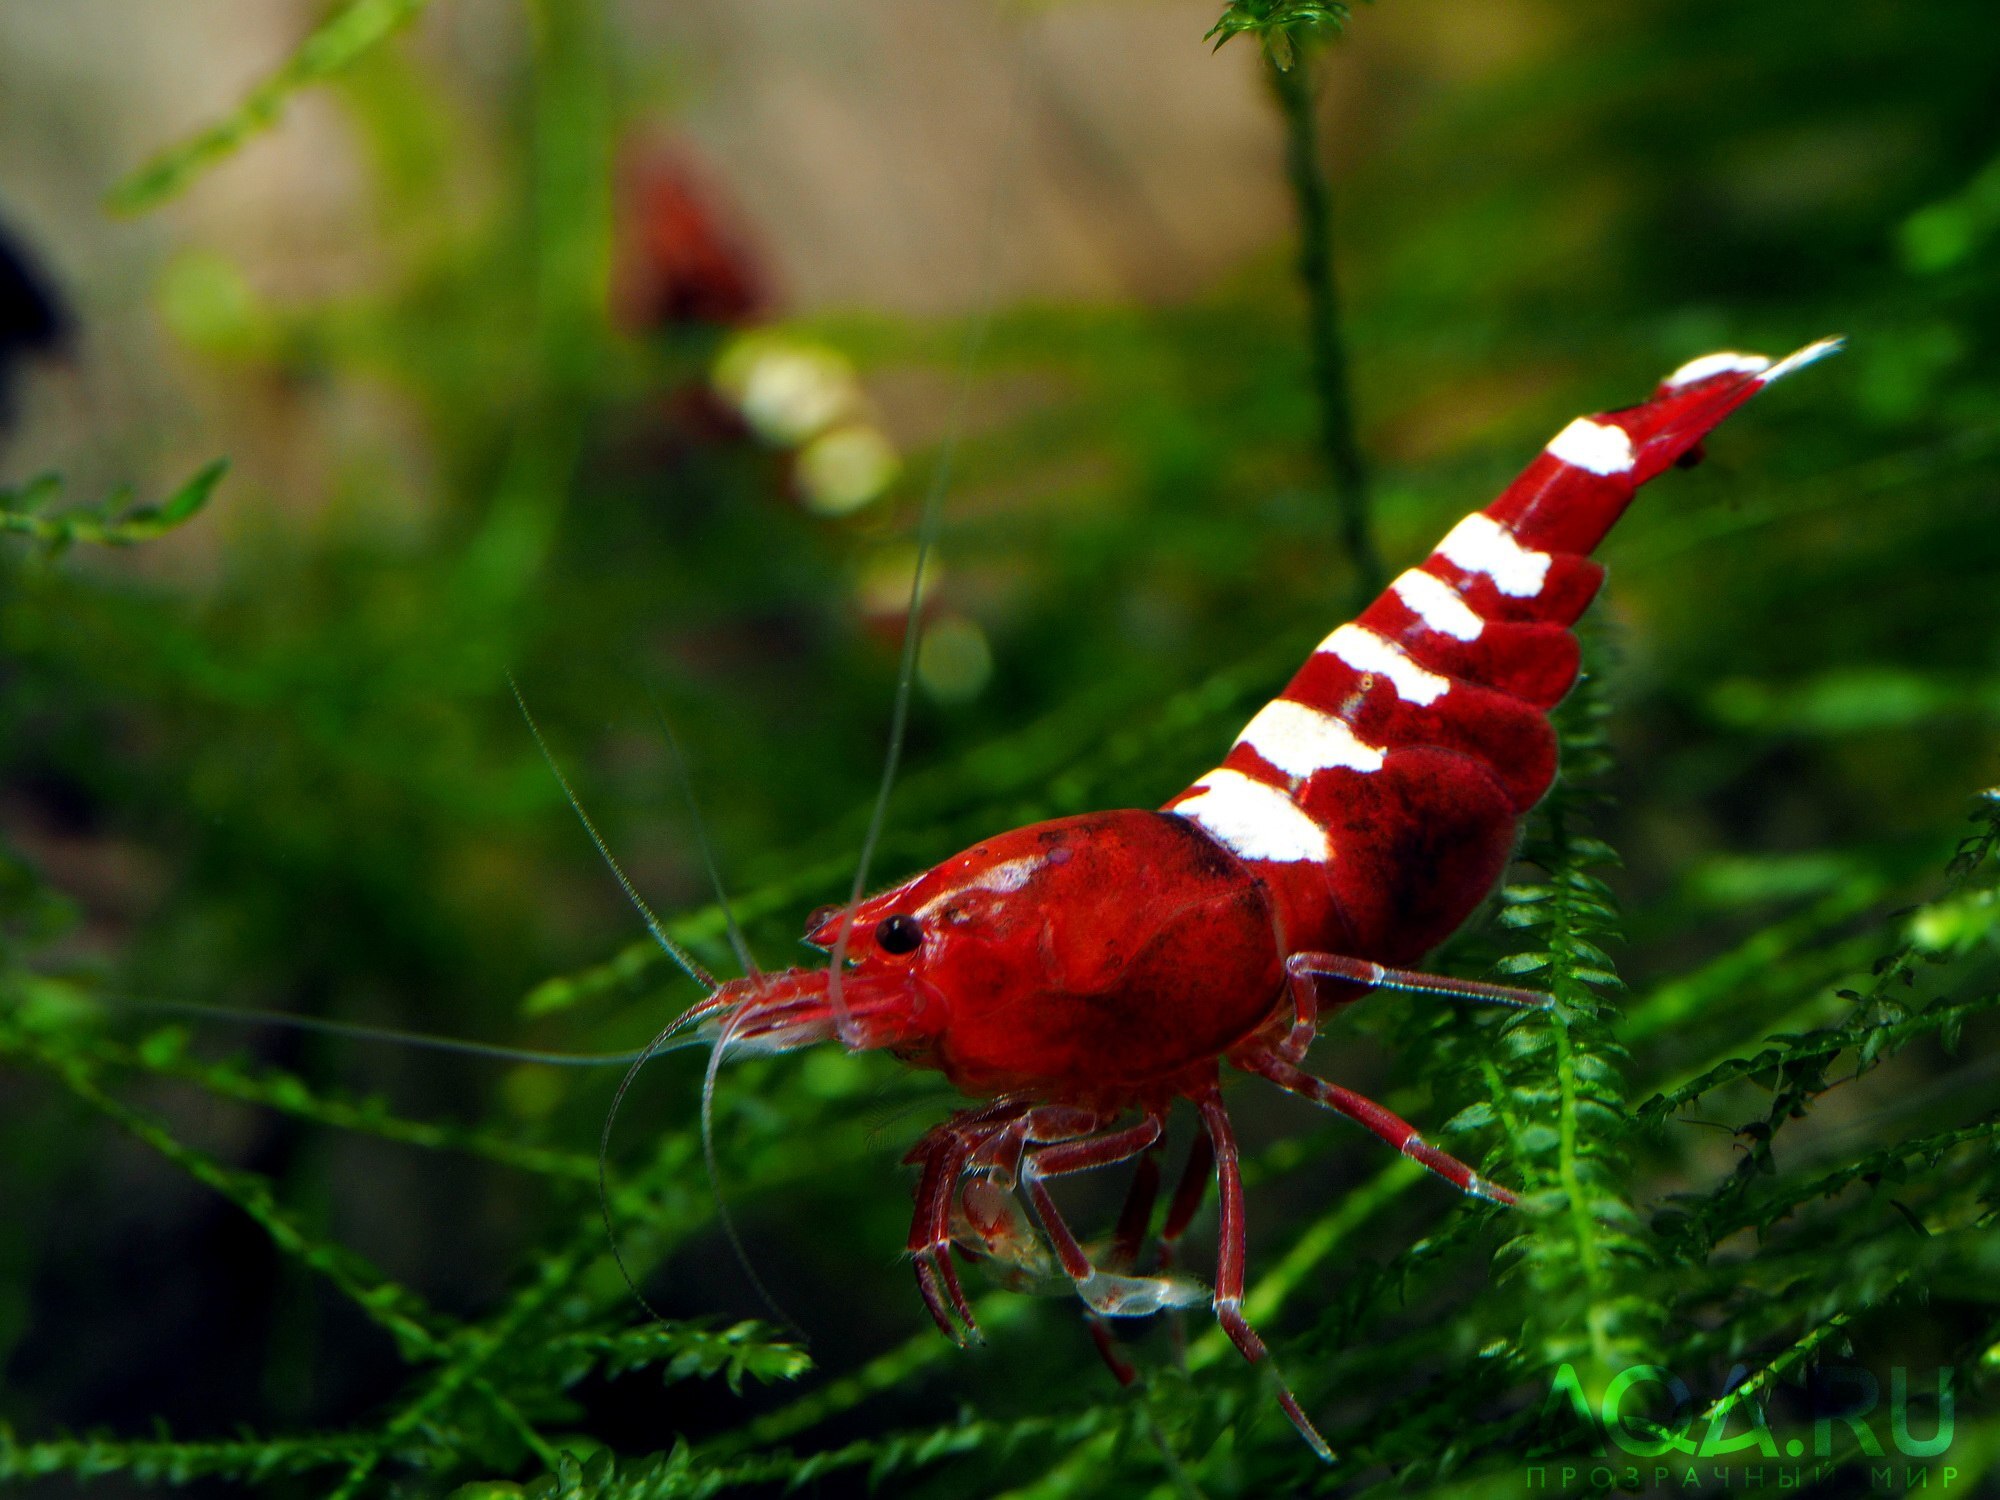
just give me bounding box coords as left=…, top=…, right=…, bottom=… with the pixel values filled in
left=1392, top=568, right=1485, bottom=641
left=1546, top=417, right=1635, bottom=476
left=1666, top=351, right=1771, bottom=387
left=1175, top=770, right=1330, bottom=864
left=1318, top=625, right=1451, bottom=706
left=1435, top=512, right=1552, bottom=599
left=1236, top=699, right=1386, bottom=778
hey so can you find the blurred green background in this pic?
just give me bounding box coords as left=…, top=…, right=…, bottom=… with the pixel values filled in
left=1, top=0, right=1997, bottom=1494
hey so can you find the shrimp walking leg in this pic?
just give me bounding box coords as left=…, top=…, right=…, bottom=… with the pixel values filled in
left=1286, top=952, right=1548, bottom=1015
left=1085, top=1141, right=1166, bottom=1384
left=1194, top=1083, right=1333, bottom=1461
left=1150, top=1129, right=1216, bottom=1366
left=1022, top=1114, right=1209, bottom=1320
left=1085, top=1128, right=1222, bottom=1380
left=1109, top=1146, right=1163, bottom=1270
left=1158, top=1131, right=1213, bottom=1273
left=905, top=1098, right=1037, bottom=1341
left=1242, top=1051, right=1517, bottom=1205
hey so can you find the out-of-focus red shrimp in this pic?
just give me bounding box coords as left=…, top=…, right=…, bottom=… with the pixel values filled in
left=613, top=144, right=770, bottom=332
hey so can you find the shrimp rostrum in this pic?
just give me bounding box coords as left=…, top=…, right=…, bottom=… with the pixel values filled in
left=672, top=341, right=1838, bottom=1456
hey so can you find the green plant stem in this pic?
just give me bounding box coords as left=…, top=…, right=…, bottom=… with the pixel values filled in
left=73, top=1029, right=600, bottom=1181
left=1267, top=47, right=1381, bottom=596
left=108, top=0, right=435, bottom=214
left=0, top=1428, right=377, bottom=1486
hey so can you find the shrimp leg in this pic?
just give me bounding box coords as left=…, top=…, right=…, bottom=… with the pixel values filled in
left=1240, top=1051, right=1517, bottom=1205
left=1193, top=1082, right=1333, bottom=1461
left=1020, top=1110, right=1207, bottom=1321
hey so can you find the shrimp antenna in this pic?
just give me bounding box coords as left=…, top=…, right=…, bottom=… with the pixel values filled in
left=592, top=997, right=805, bottom=1339
left=92, top=993, right=704, bottom=1068
left=701, top=1010, right=805, bottom=1337
left=643, top=690, right=801, bottom=1332
left=646, top=684, right=760, bottom=978
left=510, top=674, right=718, bottom=994
left=596, top=989, right=733, bottom=1322
left=518, top=679, right=792, bottom=1335
left=827, top=25, right=1029, bottom=1037
left=511, top=678, right=769, bottom=1320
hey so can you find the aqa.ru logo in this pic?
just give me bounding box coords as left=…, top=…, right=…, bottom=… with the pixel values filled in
left=1536, top=1363, right=1954, bottom=1479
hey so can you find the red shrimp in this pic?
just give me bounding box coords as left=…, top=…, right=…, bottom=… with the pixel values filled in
left=680, top=339, right=1840, bottom=1456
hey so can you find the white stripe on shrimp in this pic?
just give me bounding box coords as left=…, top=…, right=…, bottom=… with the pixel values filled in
left=1317, top=625, right=1451, bottom=706
left=1174, top=770, right=1330, bottom=864
left=1392, top=568, right=1485, bottom=641
left=1236, top=699, right=1386, bottom=778
left=1666, top=351, right=1771, bottom=387
left=1434, top=512, right=1552, bottom=599
left=1545, top=417, right=1635, bottom=476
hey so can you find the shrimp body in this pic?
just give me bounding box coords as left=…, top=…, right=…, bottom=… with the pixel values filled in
left=705, top=341, right=1839, bottom=1456
left=802, top=810, right=1284, bottom=1103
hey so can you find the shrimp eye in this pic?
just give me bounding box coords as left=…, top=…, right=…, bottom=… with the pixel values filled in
left=874, top=913, right=923, bottom=955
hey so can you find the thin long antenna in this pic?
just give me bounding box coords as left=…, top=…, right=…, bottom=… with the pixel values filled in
left=512, top=678, right=760, bottom=1321
left=513, top=680, right=788, bottom=1333
left=647, top=685, right=760, bottom=978
left=643, top=693, right=794, bottom=1332
left=827, top=17, right=1031, bottom=1038
left=596, top=991, right=734, bottom=1322
left=701, top=1010, right=804, bottom=1337
left=510, top=674, right=718, bottom=993
left=94, top=994, right=702, bottom=1068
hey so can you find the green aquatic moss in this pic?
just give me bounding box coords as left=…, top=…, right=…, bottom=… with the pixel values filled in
left=3, top=0, right=1999, bottom=1494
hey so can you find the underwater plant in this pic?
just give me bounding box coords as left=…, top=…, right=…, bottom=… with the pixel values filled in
left=2, top=0, right=1998, bottom=1494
